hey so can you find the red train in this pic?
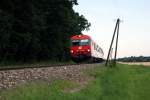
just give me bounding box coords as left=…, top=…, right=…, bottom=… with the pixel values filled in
left=70, top=34, right=104, bottom=63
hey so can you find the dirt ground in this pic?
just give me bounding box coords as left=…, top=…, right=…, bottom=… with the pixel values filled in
left=119, top=62, right=150, bottom=66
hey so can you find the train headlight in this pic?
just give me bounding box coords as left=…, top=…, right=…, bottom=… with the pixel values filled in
left=70, top=50, right=73, bottom=53
left=87, top=49, right=90, bottom=52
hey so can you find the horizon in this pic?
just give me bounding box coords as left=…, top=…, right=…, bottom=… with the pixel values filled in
left=73, top=0, right=150, bottom=58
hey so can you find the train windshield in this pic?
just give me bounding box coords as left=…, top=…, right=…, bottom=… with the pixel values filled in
left=72, top=39, right=90, bottom=46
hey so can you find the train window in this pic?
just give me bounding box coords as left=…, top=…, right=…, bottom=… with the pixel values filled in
left=72, top=40, right=80, bottom=46
left=97, top=45, right=99, bottom=51
left=81, top=39, right=88, bottom=43
left=94, top=44, right=96, bottom=50
left=71, top=39, right=90, bottom=46
left=80, top=39, right=90, bottom=46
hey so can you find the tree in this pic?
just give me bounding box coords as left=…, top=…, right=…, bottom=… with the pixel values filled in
left=0, top=0, right=91, bottom=62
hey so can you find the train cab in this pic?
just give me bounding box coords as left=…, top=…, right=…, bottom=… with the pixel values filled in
left=70, top=34, right=104, bottom=63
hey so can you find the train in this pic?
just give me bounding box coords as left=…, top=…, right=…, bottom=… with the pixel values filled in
left=70, top=34, right=104, bottom=63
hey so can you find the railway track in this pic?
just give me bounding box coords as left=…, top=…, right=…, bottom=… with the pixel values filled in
left=0, top=62, right=104, bottom=71
left=0, top=63, right=78, bottom=71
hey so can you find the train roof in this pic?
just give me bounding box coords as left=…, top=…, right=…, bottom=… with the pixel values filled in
left=71, top=34, right=91, bottom=40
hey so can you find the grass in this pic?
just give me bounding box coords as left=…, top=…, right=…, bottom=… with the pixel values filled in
left=1, top=64, right=150, bottom=100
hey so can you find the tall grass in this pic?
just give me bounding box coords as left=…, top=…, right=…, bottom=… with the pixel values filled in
left=1, top=64, right=150, bottom=100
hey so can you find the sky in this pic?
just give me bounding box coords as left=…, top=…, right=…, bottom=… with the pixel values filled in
left=73, top=0, right=150, bottom=58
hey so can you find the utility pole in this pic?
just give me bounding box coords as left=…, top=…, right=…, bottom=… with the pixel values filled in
left=105, top=18, right=120, bottom=66
left=114, top=19, right=120, bottom=65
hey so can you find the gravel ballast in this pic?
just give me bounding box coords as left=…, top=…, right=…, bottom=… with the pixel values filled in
left=0, top=63, right=100, bottom=90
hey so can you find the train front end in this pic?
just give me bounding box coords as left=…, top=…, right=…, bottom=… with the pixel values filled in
left=70, top=35, right=91, bottom=63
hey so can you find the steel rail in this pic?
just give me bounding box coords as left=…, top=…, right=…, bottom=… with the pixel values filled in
left=0, top=62, right=103, bottom=71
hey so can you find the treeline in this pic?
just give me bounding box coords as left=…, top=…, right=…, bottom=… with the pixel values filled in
left=117, top=56, right=150, bottom=62
left=0, top=0, right=90, bottom=62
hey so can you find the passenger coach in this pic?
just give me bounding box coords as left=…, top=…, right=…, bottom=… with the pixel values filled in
left=70, top=34, right=104, bottom=63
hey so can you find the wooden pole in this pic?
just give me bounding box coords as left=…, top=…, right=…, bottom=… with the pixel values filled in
left=105, top=19, right=120, bottom=66
left=114, top=19, right=120, bottom=65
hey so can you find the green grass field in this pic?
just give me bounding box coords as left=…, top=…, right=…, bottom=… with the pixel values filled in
left=1, top=64, right=150, bottom=100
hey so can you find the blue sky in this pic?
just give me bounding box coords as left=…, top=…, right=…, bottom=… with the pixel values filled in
left=74, top=0, right=150, bottom=58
